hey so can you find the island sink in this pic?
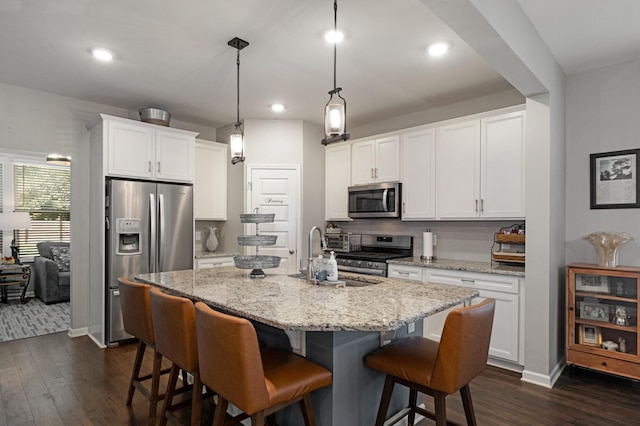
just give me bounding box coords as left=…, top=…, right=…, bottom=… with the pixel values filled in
left=288, top=273, right=382, bottom=287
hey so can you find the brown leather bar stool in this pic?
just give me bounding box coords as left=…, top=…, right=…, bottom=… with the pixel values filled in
left=194, top=302, right=333, bottom=426
left=365, top=298, right=496, bottom=426
left=118, top=277, right=169, bottom=425
left=150, top=288, right=215, bottom=426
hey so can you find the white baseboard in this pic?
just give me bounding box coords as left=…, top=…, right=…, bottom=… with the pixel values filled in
left=68, top=327, right=88, bottom=338
left=521, top=359, right=564, bottom=388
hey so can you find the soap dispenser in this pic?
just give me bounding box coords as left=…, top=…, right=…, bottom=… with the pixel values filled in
left=327, top=251, right=338, bottom=282
left=313, top=254, right=325, bottom=280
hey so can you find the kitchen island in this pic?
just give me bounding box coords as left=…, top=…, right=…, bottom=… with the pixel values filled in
left=136, top=266, right=478, bottom=426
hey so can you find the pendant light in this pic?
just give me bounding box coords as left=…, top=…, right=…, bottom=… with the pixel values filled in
left=46, top=153, right=71, bottom=166
left=321, top=0, right=350, bottom=146
left=228, top=37, right=249, bottom=165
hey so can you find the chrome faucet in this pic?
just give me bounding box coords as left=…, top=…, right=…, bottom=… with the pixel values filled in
left=307, top=226, right=326, bottom=281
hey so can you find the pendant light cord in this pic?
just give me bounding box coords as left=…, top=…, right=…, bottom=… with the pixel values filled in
left=333, top=0, right=338, bottom=90
left=236, top=49, right=241, bottom=127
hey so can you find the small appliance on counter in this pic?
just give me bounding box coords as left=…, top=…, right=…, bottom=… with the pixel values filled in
left=491, top=224, right=525, bottom=264
left=325, top=232, right=361, bottom=253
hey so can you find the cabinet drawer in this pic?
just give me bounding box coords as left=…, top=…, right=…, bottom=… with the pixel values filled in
left=388, top=265, right=423, bottom=281
left=568, top=348, right=640, bottom=380
left=196, top=257, right=234, bottom=269
left=424, top=268, right=519, bottom=294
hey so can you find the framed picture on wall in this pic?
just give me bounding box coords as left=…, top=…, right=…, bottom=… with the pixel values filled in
left=590, top=148, right=640, bottom=209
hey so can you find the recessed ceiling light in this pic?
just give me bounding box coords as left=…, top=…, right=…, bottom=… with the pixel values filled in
left=324, top=30, right=344, bottom=44
left=270, top=104, right=285, bottom=112
left=91, top=47, right=114, bottom=62
left=427, top=41, right=451, bottom=57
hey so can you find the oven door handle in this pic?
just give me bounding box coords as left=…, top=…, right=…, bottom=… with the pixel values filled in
left=382, top=189, right=389, bottom=212
left=337, top=265, right=386, bottom=276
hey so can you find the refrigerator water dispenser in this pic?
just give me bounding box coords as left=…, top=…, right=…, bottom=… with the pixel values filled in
left=116, top=218, right=142, bottom=255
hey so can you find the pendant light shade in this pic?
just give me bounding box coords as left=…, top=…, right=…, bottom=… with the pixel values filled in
left=322, top=0, right=350, bottom=146
left=228, top=37, right=249, bottom=165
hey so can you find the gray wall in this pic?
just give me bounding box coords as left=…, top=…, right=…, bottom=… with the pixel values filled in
left=566, top=58, right=640, bottom=267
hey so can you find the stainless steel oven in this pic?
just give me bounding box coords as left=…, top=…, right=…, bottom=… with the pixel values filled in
left=325, top=233, right=361, bottom=253
left=332, top=234, right=413, bottom=276
left=348, top=182, right=401, bottom=219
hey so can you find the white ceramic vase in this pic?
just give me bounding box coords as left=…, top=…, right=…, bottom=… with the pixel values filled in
left=205, top=226, right=219, bottom=252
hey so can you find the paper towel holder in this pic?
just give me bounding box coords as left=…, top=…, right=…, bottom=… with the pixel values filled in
left=421, top=228, right=436, bottom=262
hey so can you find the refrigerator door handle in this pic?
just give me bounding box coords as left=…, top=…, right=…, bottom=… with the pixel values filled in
left=158, top=193, right=165, bottom=271
left=149, top=193, right=157, bottom=273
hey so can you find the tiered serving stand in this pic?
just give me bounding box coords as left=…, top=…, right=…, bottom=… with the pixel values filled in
left=233, top=212, right=281, bottom=278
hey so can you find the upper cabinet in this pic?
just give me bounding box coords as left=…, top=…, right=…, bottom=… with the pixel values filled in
left=401, top=128, right=436, bottom=220
left=194, top=140, right=228, bottom=220
left=105, top=115, right=196, bottom=183
left=437, top=110, right=525, bottom=219
left=351, top=136, right=400, bottom=185
left=325, top=143, right=352, bottom=221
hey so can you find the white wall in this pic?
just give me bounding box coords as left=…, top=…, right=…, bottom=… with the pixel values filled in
left=0, top=81, right=215, bottom=337
left=566, top=58, right=640, bottom=266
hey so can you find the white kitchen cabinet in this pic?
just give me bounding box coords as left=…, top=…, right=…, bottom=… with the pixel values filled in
left=422, top=268, right=521, bottom=364
left=325, top=143, right=352, bottom=221
left=351, top=136, right=400, bottom=185
left=401, top=128, right=436, bottom=220
left=388, top=264, right=423, bottom=281
left=390, top=264, right=523, bottom=367
left=106, top=115, right=196, bottom=183
left=436, top=110, right=525, bottom=219
left=194, top=140, right=227, bottom=220
left=195, top=256, right=235, bottom=269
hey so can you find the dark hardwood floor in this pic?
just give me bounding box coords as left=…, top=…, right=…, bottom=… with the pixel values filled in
left=1, top=331, right=639, bottom=425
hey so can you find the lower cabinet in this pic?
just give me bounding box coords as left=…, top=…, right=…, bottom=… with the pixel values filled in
left=387, top=264, right=523, bottom=367
left=195, top=256, right=234, bottom=269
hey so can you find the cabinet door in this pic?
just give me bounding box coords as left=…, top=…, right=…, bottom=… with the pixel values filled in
left=351, top=139, right=376, bottom=185
left=155, top=129, right=195, bottom=183
left=477, top=290, right=519, bottom=361
left=107, top=120, right=155, bottom=179
left=480, top=111, right=525, bottom=218
left=194, top=140, right=227, bottom=220
left=436, top=120, right=481, bottom=218
left=325, top=143, right=352, bottom=221
left=388, top=264, right=423, bottom=281
left=374, top=136, right=400, bottom=182
left=401, top=129, right=436, bottom=219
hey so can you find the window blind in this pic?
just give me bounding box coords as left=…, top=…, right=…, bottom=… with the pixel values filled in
left=13, top=164, right=70, bottom=257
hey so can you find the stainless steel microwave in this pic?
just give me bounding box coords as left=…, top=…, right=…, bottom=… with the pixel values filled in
left=348, top=182, right=401, bottom=219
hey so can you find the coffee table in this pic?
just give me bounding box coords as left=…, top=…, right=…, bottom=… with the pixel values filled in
left=0, top=264, right=31, bottom=304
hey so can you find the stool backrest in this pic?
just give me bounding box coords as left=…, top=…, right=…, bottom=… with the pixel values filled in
left=150, top=288, right=199, bottom=372
left=118, top=277, right=155, bottom=345
left=430, top=298, right=495, bottom=394
left=195, top=302, right=269, bottom=415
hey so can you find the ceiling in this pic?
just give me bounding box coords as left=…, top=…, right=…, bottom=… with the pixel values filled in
left=1, top=1, right=639, bottom=130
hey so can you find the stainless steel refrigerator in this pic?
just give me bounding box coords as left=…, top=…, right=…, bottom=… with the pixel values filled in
left=105, top=178, right=193, bottom=346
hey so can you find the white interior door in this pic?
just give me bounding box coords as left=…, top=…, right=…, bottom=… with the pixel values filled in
left=246, top=166, right=300, bottom=269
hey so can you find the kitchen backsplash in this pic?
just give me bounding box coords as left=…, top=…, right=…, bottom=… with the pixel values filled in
left=331, top=219, right=524, bottom=262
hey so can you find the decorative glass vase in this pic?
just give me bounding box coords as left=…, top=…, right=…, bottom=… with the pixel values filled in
left=583, top=231, right=633, bottom=267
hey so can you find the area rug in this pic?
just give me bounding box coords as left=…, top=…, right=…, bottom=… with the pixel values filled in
left=0, top=298, right=70, bottom=342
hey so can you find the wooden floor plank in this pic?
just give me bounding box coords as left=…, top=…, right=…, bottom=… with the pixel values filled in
left=3, top=331, right=640, bottom=425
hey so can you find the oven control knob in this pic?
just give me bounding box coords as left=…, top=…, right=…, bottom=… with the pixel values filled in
left=355, top=261, right=361, bottom=267
left=367, top=262, right=372, bottom=268
left=344, top=260, right=351, bottom=266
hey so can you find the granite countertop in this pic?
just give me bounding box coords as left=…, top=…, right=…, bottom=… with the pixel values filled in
left=135, top=266, right=478, bottom=332
left=194, top=251, right=236, bottom=259
left=388, top=257, right=525, bottom=277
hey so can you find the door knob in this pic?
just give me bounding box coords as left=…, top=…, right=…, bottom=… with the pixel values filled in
left=289, top=249, right=295, bottom=254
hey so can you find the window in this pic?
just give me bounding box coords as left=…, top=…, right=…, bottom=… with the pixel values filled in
left=13, top=163, right=70, bottom=257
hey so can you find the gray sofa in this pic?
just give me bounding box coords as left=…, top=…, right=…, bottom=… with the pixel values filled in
left=33, top=241, right=70, bottom=304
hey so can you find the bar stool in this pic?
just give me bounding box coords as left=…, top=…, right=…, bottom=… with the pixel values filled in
left=118, top=277, right=169, bottom=425
left=194, top=302, right=333, bottom=426
left=365, top=298, right=496, bottom=426
left=150, top=288, right=215, bottom=426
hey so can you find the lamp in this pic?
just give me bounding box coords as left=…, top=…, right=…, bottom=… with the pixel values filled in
left=322, top=0, right=350, bottom=146
left=228, top=36, right=249, bottom=165
left=0, top=212, right=32, bottom=264
left=46, top=153, right=71, bottom=166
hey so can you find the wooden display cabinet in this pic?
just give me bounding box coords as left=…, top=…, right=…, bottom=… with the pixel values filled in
left=567, top=264, right=640, bottom=380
